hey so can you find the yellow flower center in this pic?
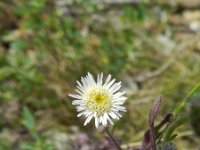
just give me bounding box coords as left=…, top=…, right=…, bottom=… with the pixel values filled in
left=85, top=86, right=112, bottom=116
left=94, top=93, right=105, bottom=104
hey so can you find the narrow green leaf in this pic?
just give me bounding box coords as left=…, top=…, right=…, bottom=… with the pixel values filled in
left=173, top=81, right=200, bottom=116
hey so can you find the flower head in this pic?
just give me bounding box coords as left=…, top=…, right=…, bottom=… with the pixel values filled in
left=69, top=73, right=127, bottom=128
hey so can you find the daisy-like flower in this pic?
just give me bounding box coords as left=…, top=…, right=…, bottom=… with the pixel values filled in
left=69, top=73, right=127, bottom=128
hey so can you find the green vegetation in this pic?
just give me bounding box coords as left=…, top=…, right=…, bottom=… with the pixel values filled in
left=0, top=0, right=200, bottom=149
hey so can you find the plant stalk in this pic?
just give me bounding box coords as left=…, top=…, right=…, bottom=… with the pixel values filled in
left=105, top=128, right=122, bottom=150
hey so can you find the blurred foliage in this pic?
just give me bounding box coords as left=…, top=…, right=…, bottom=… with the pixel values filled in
left=157, top=142, right=176, bottom=150
left=0, top=0, right=200, bottom=149
left=189, top=94, right=200, bottom=137
left=20, top=107, right=54, bottom=150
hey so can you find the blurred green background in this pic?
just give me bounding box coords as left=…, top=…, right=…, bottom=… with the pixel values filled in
left=0, top=0, right=200, bottom=149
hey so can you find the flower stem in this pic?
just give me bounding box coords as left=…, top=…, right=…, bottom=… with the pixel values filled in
left=105, top=128, right=122, bottom=150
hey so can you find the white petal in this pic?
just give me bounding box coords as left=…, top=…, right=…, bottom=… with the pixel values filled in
left=72, top=100, right=84, bottom=105
left=113, top=101, right=124, bottom=105
left=85, top=75, right=92, bottom=86
left=106, top=78, right=116, bottom=88
left=109, top=112, right=119, bottom=120
left=103, top=113, right=108, bottom=126
left=112, top=97, right=127, bottom=102
left=87, top=73, right=96, bottom=85
left=76, top=106, right=86, bottom=112
left=110, top=82, right=121, bottom=93
left=99, top=116, right=103, bottom=123
left=75, top=89, right=83, bottom=95
left=69, top=94, right=82, bottom=99
left=81, top=77, right=88, bottom=88
left=113, top=91, right=126, bottom=98
left=84, top=114, right=93, bottom=126
left=99, top=73, right=103, bottom=85
left=76, top=80, right=83, bottom=88
left=106, top=113, right=113, bottom=125
left=77, top=85, right=85, bottom=93
left=77, top=111, right=86, bottom=117
left=113, top=105, right=127, bottom=112
left=101, top=115, right=106, bottom=126
left=114, top=111, right=122, bottom=117
left=95, top=117, right=99, bottom=128
left=104, top=74, right=112, bottom=86
left=85, top=111, right=93, bottom=117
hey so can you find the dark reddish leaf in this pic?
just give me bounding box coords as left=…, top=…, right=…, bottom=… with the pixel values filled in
left=149, top=96, right=162, bottom=150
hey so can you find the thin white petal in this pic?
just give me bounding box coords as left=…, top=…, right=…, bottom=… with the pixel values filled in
left=81, top=77, right=88, bottom=88
left=104, top=74, right=112, bottom=86
left=113, top=105, right=127, bottom=112
left=106, top=113, right=113, bottom=125
left=99, top=73, right=103, bottom=85
left=114, top=111, right=122, bottom=117
left=72, top=100, right=84, bottom=105
left=110, top=82, right=121, bottom=93
left=88, top=73, right=96, bottom=85
left=112, top=97, right=127, bottom=102
left=77, top=111, right=86, bottom=117
left=76, top=106, right=87, bottom=112
left=84, top=114, right=93, bottom=126
left=69, top=94, right=82, bottom=99
left=106, top=78, right=116, bottom=88
left=75, top=89, right=83, bottom=95
left=109, top=112, right=119, bottom=120
left=95, top=117, right=99, bottom=128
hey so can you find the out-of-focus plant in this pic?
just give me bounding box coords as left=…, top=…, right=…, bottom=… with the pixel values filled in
left=20, top=107, right=54, bottom=150
left=0, top=139, right=11, bottom=150
left=164, top=81, right=200, bottom=142
left=1, top=0, right=200, bottom=149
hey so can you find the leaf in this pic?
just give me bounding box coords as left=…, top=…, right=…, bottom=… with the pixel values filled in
left=164, top=82, right=200, bottom=142
left=155, top=113, right=173, bottom=132
left=0, top=67, right=13, bottom=80
left=149, top=96, right=162, bottom=150
left=22, top=107, right=37, bottom=138
left=140, top=96, right=162, bottom=150
left=164, top=115, right=188, bottom=141
left=173, top=81, right=200, bottom=117
left=149, top=96, right=162, bottom=127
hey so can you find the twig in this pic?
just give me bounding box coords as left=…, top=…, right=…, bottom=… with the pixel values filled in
left=133, top=33, right=200, bottom=83
left=134, top=61, right=171, bottom=83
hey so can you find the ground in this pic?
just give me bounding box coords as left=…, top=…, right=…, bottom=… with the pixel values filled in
left=0, top=0, right=200, bottom=149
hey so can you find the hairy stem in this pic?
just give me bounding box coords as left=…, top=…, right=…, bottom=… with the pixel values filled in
left=105, top=128, right=122, bottom=150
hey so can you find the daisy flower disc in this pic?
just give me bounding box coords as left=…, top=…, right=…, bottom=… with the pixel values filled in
left=69, top=73, right=127, bottom=128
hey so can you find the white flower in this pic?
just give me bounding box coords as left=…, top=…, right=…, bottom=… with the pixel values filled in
left=69, top=73, right=127, bottom=128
